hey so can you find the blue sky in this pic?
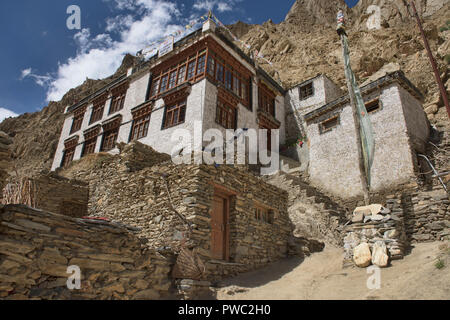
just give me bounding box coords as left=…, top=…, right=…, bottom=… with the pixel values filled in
left=0, top=0, right=359, bottom=120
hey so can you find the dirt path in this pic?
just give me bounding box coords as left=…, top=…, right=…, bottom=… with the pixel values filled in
left=216, top=242, right=450, bottom=300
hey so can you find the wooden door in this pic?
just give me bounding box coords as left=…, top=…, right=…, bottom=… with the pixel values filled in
left=211, top=195, right=228, bottom=260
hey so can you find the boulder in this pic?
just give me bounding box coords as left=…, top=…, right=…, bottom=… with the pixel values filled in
left=372, top=241, right=389, bottom=267
left=353, top=242, right=372, bottom=268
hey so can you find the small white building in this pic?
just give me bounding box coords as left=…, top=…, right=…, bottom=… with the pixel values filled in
left=51, top=19, right=286, bottom=171
left=301, top=71, right=430, bottom=199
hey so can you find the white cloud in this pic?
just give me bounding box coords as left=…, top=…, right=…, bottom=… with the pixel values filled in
left=20, top=68, right=53, bottom=87
left=22, top=0, right=242, bottom=102
left=0, top=107, right=18, bottom=122
left=193, top=0, right=237, bottom=13
left=24, top=0, right=182, bottom=102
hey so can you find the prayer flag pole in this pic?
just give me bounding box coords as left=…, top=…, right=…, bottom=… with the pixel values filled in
left=337, top=10, right=374, bottom=205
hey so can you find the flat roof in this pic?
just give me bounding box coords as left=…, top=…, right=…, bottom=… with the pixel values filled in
left=304, top=71, right=424, bottom=122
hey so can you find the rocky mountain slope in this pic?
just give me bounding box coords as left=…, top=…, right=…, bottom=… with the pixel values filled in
left=0, top=54, right=137, bottom=177
left=0, top=0, right=449, bottom=178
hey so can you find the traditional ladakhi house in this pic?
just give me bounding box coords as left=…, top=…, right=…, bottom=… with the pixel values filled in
left=51, top=17, right=430, bottom=201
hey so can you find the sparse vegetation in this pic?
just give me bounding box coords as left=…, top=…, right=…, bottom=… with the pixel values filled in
left=435, top=259, right=445, bottom=270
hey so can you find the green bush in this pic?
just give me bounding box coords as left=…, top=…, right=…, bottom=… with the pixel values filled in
left=435, top=259, right=445, bottom=270
left=444, top=54, right=450, bottom=65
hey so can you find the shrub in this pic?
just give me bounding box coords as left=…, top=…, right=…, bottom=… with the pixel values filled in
left=435, top=259, right=445, bottom=270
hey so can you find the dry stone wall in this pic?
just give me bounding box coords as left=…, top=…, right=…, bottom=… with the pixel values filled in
left=0, top=204, right=173, bottom=300
left=0, top=132, right=12, bottom=196
left=61, top=142, right=295, bottom=281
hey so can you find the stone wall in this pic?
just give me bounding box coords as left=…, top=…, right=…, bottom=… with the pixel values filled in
left=32, top=173, right=89, bottom=218
left=401, top=187, right=450, bottom=242
left=0, top=204, right=173, bottom=300
left=61, top=142, right=293, bottom=281
left=343, top=200, right=408, bottom=267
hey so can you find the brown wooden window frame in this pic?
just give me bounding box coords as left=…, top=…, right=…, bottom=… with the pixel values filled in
left=101, top=128, right=119, bottom=152
left=62, top=147, right=76, bottom=168
left=254, top=205, right=274, bottom=224
left=82, top=137, right=97, bottom=157
left=258, top=82, right=276, bottom=117
left=216, top=98, right=237, bottom=130
left=109, top=92, right=126, bottom=115
left=205, top=44, right=251, bottom=110
left=365, top=98, right=381, bottom=114
left=319, top=115, right=340, bottom=134
left=150, top=48, right=208, bottom=100
left=299, top=82, right=314, bottom=100
left=70, top=114, right=84, bottom=134
left=90, top=100, right=106, bottom=124
left=130, top=104, right=152, bottom=141
left=163, top=99, right=187, bottom=129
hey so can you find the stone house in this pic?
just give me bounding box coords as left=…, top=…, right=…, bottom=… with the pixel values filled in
left=62, top=143, right=294, bottom=281
left=51, top=18, right=286, bottom=171
left=302, top=71, right=430, bottom=199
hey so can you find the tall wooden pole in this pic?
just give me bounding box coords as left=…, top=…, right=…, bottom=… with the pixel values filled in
left=409, top=0, right=450, bottom=119
left=337, top=11, right=371, bottom=205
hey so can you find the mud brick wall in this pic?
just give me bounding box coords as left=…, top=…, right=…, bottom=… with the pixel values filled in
left=33, top=173, right=89, bottom=218
left=0, top=205, right=173, bottom=300
left=343, top=199, right=408, bottom=265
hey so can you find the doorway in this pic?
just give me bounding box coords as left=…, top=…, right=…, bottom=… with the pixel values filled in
left=211, top=192, right=230, bottom=261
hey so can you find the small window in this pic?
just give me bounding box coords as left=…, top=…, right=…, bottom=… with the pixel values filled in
left=90, top=102, right=106, bottom=124
left=254, top=206, right=273, bottom=224
left=82, top=137, right=97, bottom=157
left=101, top=128, right=119, bottom=152
left=163, top=100, right=187, bottom=129
left=70, top=115, right=84, bottom=134
left=62, top=147, right=76, bottom=168
left=365, top=99, right=380, bottom=114
left=177, top=65, right=186, bottom=84
left=216, top=100, right=236, bottom=129
left=197, top=54, right=206, bottom=75
left=319, top=115, right=340, bottom=134
left=299, top=82, right=314, bottom=100
left=131, top=115, right=151, bottom=141
left=109, top=92, right=126, bottom=114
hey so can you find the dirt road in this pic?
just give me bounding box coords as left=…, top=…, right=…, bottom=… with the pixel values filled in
left=216, top=242, right=450, bottom=300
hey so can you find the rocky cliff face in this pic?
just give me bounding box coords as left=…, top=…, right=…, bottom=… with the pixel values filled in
left=0, top=54, right=137, bottom=177
left=1, top=1, right=449, bottom=177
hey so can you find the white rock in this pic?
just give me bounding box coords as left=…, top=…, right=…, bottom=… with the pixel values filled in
left=353, top=242, right=372, bottom=268
left=372, top=241, right=389, bottom=267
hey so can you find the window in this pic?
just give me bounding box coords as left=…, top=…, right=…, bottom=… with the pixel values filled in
left=160, top=75, right=168, bottom=93
left=216, top=100, right=236, bottom=129
left=225, top=69, right=232, bottom=90
left=163, top=100, right=186, bottom=129
left=168, top=71, right=177, bottom=89
left=150, top=47, right=208, bottom=99
left=62, top=147, right=76, bottom=168
left=82, top=138, right=97, bottom=157
left=259, top=83, right=276, bottom=117
left=151, top=78, right=160, bottom=97
left=90, top=101, right=106, bottom=124
left=109, top=92, right=126, bottom=114
left=131, top=115, right=150, bottom=141
left=197, top=54, right=206, bottom=75
left=207, top=56, right=215, bottom=77
left=365, top=99, right=380, bottom=113
left=233, top=76, right=240, bottom=96
left=254, top=206, right=273, bottom=224
left=177, top=65, right=186, bottom=84
left=101, top=128, right=119, bottom=152
left=319, top=115, right=340, bottom=134
left=70, top=114, right=84, bottom=134
left=299, top=82, right=314, bottom=100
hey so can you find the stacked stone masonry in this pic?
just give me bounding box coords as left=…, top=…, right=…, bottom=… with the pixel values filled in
left=0, top=204, right=173, bottom=300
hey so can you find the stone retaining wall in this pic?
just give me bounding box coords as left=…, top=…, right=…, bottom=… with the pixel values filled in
left=0, top=204, right=173, bottom=300
left=33, top=173, right=89, bottom=218
left=343, top=199, right=408, bottom=266
left=61, top=142, right=294, bottom=282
